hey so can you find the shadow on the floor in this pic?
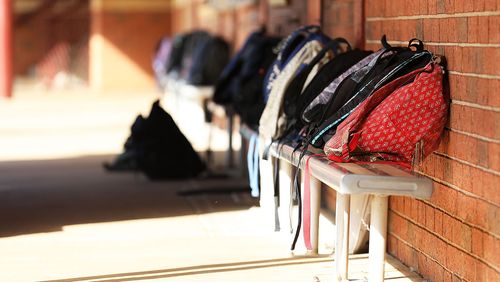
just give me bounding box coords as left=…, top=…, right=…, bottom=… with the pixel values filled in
left=40, top=256, right=335, bottom=282
left=0, top=152, right=255, bottom=238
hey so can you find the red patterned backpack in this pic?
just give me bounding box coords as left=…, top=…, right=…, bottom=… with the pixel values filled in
left=324, top=61, right=448, bottom=167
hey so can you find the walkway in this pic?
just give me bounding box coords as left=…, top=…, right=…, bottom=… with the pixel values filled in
left=0, top=86, right=422, bottom=281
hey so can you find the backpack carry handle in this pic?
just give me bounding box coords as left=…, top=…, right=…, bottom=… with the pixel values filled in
left=408, top=38, right=424, bottom=51
left=331, top=37, right=352, bottom=52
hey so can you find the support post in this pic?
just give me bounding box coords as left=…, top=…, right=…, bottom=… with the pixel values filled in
left=278, top=159, right=293, bottom=234
left=335, top=193, right=351, bottom=281
left=308, top=175, right=321, bottom=255
left=369, top=195, right=389, bottom=282
left=226, top=107, right=234, bottom=168
left=0, top=0, right=13, bottom=98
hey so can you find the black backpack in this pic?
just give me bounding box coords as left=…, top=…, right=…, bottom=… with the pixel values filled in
left=187, top=36, right=231, bottom=86
left=282, top=38, right=373, bottom=133
left=110, top=100, right=206, bottom=180
left=213, top=31, right=281, bottom=128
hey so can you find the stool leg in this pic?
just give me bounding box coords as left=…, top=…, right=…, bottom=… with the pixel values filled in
left=258, top=154, right=276, bottom=230
left=369, top=195, right=389, bottom=282
left=335, top=193, right=350, bottom=281
left=279, top=159, right=293, bottom=234
left=226, top=110, right=234, bottom=168
left=308, top=175, right=321, bottom=255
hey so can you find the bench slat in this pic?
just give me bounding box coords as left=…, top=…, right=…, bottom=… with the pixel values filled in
left=269, top=142, right=433, bottom=199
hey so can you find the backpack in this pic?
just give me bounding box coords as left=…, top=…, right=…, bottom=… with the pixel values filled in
left=213, top=30, right=281, bottom=127
left=187, top=35, right=231, bottom=86
left=166, top=31, right=211, bottom=81
left=282, top=39, right=373, bottom=133
left=301, top=50, right=385, bottom=125
left=259, top=28, right=331, bottom=142
left=133, top=101, right=205, bottom=179
left=152, top=37, right=173, bottom=89
left=324, top=61, right=448, bottom=166
left=308, top=37, right=434, bottom=148
left=262, top=25, right=327, bottom=103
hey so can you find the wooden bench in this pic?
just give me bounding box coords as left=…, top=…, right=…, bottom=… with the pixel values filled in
left=259, top=140, right=434, bottom=282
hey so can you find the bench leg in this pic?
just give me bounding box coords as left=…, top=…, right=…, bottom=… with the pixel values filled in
left=369, top=195, right=389, bottom=282
left=258, top=154, right=276, bottom=230
left=335, top=193, right=351, bottom=281
left=279, top=159, right=293, bottom=234
left=308, top=175, right=321, bottom=255
left=226, top=110, right=234, bottom=168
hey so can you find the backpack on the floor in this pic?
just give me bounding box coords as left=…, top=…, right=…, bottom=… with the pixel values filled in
left=105, top=100, right=206, bottom=180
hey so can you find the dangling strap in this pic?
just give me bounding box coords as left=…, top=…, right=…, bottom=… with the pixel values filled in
left=290, top=143, right=309, bottom=250
left=272, top=152, right=281, bottom=232
left=247, top=135, right=260, bottom=197
left=290, top=162, right=302, bottom=250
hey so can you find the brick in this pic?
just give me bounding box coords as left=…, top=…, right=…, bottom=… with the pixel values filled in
left=455, top=193, right=475, bottom=223
left=444, top=0, right=455, bottom=13
left=489, top=143, right=500, bottom=171
left=489, top=16, right=500, bottom=43
left=440, top=17, right=449, bottom=41
left=476, top=260, right=488, bottom=281
left=435, top=209, right=444, bottom=235
left=443, top=18, right=458, bottom=42
left=419, top=0, right=429, bottom=14
left=428, top=0, right=438, bottom=14
left=432, top=261, right=445, bottom=282
left=442, top=212, right=455, bottom=241
left=464, top=1, right=475, bottom=12
left=484, top=0, right=497, bottom=10
left=388, top=234, right=397, bottom=255
left=477, top=16, right=490, bottom=43
left=474, top=0, right=486, bottom=11
left=471, top=228, right=484, bottom=256
left=446, top=245, right=465, bottom=277
left=417, top=200, right=427, bottom=226
left=437, top=0, right=446, bottom=13
left=467, top=16, right=479, bottom=43
left=448, top=73, right=497, bottom=107
left=451, top=216, right=464, bottom=246
left=410, top=198, right=419, bottom=222
left=459, top=223, right=472, bottom=252
left=423, top=19, right=433, bottom=42
left=444, top=270, right=453, bottom=282
left=463, top=254, right=477, bottom=281
left=482, top=172, right=500, bottom=206
left=457, top=17, right=468, bottom=42
left=418, top=253, right=432, bottom=279
left=483, top=47, right=500, bottom=75
left=483, top=233, right=500, bottom=266
left=449, top=104, right=500, bottom=140
left=445, top=46, right=462, bottom=72
left=425, top=204, right=435, bottom=230
left=489, top=79, right=500, bottom=107
left=429, top=182, right=457, bottom=214
left=474, top=199, right=489, bottom=229
left=487, top=203, right=500, bottom=235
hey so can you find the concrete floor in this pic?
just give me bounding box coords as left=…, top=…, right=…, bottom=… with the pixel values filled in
left=0, top=87, right=423, bottom=282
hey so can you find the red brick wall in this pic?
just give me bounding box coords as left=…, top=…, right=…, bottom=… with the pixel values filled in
left=363, top=1, right=500, bottom=281
left=322, top=0, right=364, bottom=48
